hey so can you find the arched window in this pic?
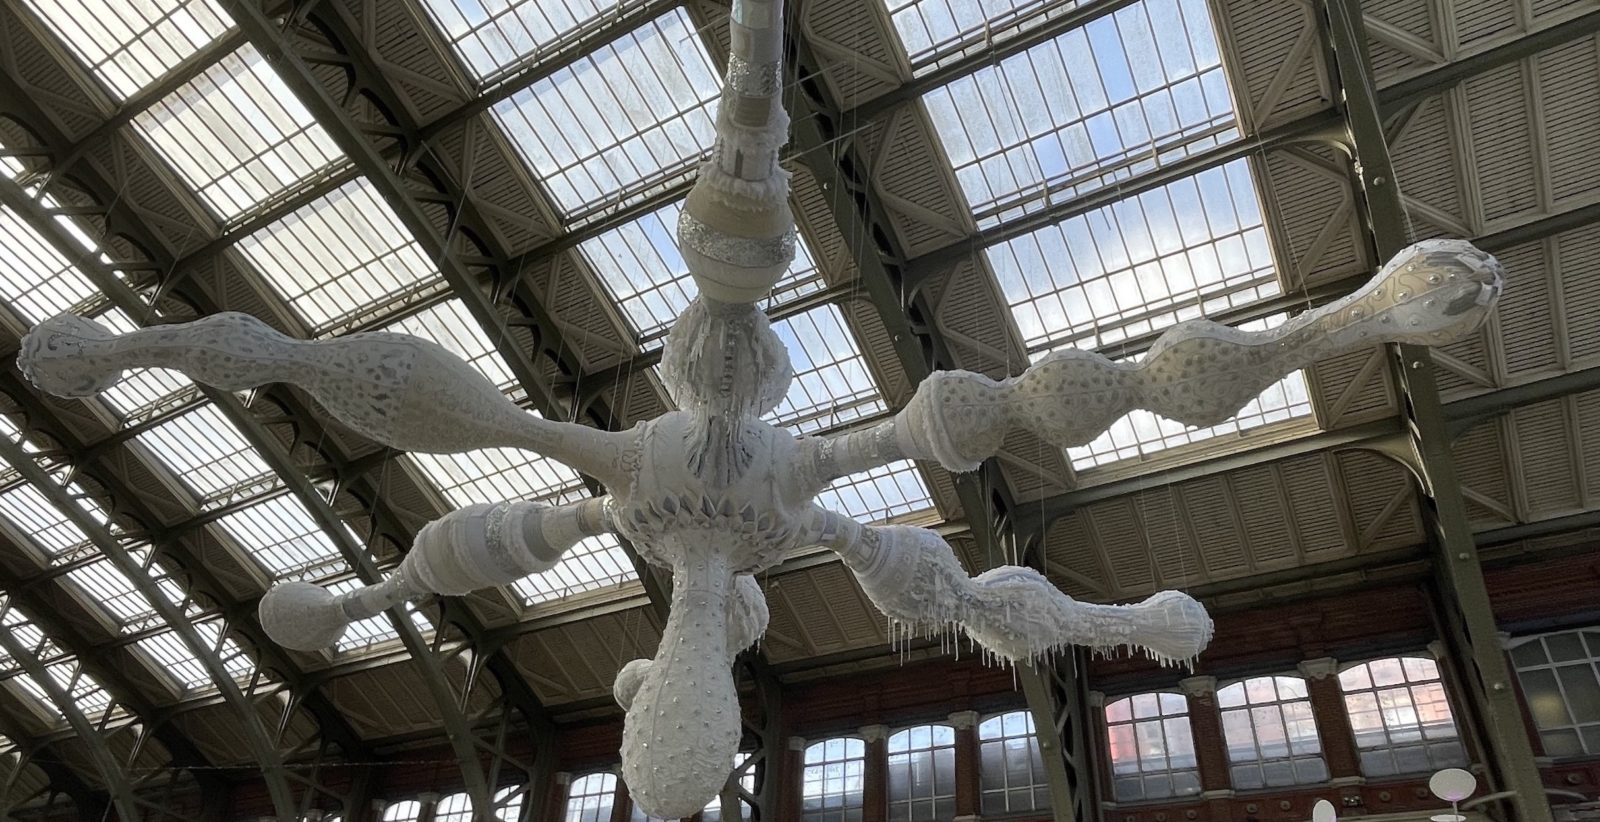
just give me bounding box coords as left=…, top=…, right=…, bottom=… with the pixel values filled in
left=888, top=723, right=956, bottom=820
left=1218, top=675, right=1327, bottom=789
left=435, top=792, right=472, bottom=821
left=978, top=710, right=1048, bottom=815
left=1509, top=628, right=1600, bottom=756
left=1338, top=656, right=1467, bottom=776
left=802, top=737, right=866, bottom=821
left=380, top=800, right=421, bottom=822
left=493, top=785, right=526, bottom=821
left=1104, top=692, right=1199, bottom=801
left=566, top=773, right=618, bottom=822
left=702, top=752, right=755, bottom=822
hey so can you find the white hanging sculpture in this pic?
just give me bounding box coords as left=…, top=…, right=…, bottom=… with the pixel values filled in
left=16, top=0, right=1504, bottom=816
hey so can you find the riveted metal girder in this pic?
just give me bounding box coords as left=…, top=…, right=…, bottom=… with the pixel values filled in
left=1322, top=0, right=1551, bottom=819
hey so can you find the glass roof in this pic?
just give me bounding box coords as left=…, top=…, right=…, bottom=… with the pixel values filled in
left=135, top=620, right=256, bottom=693
left=63, top=553, right=189, bottom=634
left=0, top=201, right=100, bottom=325
left=212, top=494, right=351, bottom=582
left=0, top=480, right=116, bottom=563
left=19, top=0, right=232, bottom=99
left=134, top=403, right=277, bottom=509
left=325, top=578, right=433, bottom=653
left=815, top=460, right=934, bottom=524
left=0, top=606, right=113, bottom=721
left=885, top=0, right=1081, bottom=71
left=416, top=0, right=619, bottom=82
left=989, top=159, right=1277, bottom=354
left=235, top=177, right=442, bottom=332
left=920, top=0, right=1236, bottom=227
left=133, top=43, right=345, bottom=221
left=1065, top=315, right=1312, bottom=469
left=578, top=199, right=826, bottom=343
left=492, top=9, right=719, bottom=221
left=767, top=306, right=886, bottom=434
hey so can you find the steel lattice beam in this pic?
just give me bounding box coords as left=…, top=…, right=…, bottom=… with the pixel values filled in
left=1322, top=1, right=1551, bottom=819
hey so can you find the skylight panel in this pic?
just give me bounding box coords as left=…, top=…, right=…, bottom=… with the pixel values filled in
left=0, top=204, right=99, bottom=325
left=509, top=533, right=636, bottom=605
left=325, top=577, right=432, bottom=653
left=135, top=621, right=255, bottom=692
left=213, top=494, right=350, bottom=581
left=493, top=9, right=719, bottom=221
left=766, top=305, right=886, bottom=434
left=133, top=43, right=345, bottom=221
left=134, top=403, right=276, bottom=507
left=383, top=300, right=517, bottom=393
left=19, top=0, right=232, bottom=99
left=417, top=0, right=619, bottom=81
left=62, top=556, right=187, bottom=633
left=1065, top=316, right=1312, bottom=470
left=990, top=159, right=1276, bottom=353
left=579, top=199, right=826, bottom=342
left=921, top=0, right=1236, bottom=226
left=0, top=484, right=92, bottom=559
left=815, top=460, right=934, bottom=524
left=0, top=607, right=111, bottom=720
left=406, top=444, right=641, bottom=606
left=235, top=178, right=441, bottom=332
left=885, top=0, right=1078, bottom=70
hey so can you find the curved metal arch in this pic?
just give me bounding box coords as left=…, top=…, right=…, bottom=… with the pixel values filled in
left=0, top=597, right=141, bottom=820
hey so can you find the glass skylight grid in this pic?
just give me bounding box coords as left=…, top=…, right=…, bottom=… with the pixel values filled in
left=235, top=178, right=440, bottom=332
left=93, top=309, right=198, bottom=421
left=135, top=621, right=255, bottom=692
left=417, top=0, right=619, bottom=82
left=63, top=556, right=185, bottom=632
left=884, top=0, right=1075, bottom=71
left=383, top=299, right=518, bottom=393
left=990, top=160, right=1277, bottom=353
left=1065, top=315, right=1311, bottom=470
left=133, top=44, right=345, bottom=221
left=921, top=0, right=1236, bottom=227
left=579, top=199, right=826, bottom=342
left=19, top=0, right=232, bottom=99
left=509, top=533, right=636, bottom=605
left=815, top=460, right=934, bottom=524
left=767, top=305, right=886, bottom=434
left=492, top=9, right=719, bottom=220
left=213, top=494, right=351, bottom=581
left=325, top=578, right=432, bottom=653
left=17, top=661, right=113, bottom=719
left=0, top=204, right=100, bottom=325
left=0, top=484, right=92, bottom=559
left=134, top=403, right=276, bottom=507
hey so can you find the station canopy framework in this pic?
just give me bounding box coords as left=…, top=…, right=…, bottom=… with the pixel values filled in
left=0, top=0, right=1593, bottom=816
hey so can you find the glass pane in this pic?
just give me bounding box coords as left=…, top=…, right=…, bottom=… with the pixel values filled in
left=814, top=460, right=935, bottom=524
left=492, top=9, right=719, bottom=221
left=767, top=305, right=888, bottom=434
left=20, top=0, right=231, bottom=99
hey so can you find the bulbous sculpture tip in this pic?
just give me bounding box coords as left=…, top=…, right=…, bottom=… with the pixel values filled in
left=259, top=581, right=349, bottom=651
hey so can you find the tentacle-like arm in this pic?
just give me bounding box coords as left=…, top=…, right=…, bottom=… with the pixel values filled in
left=809, top=507, right=1213, bottom=665
left=258, top=498, right=612, bottom=650
left=678, top=0, right=795, bottom=304
left=806, top=239, right=1504, bottom=480
left=17, top=311, right=632, bottom=486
